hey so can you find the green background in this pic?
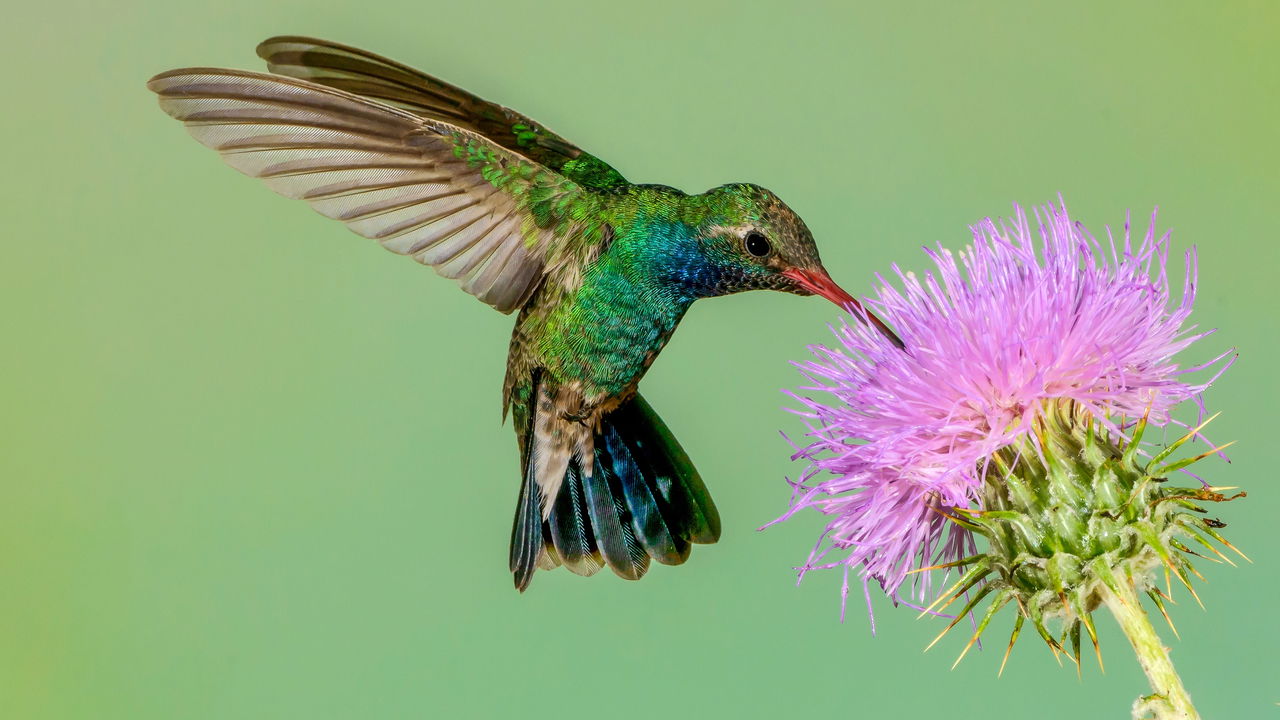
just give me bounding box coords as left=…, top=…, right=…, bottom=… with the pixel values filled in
left=3, top=1, right=1277, bottom=718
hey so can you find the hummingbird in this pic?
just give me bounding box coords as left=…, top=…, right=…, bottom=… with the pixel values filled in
left=148, top=36, right=900, bottom=591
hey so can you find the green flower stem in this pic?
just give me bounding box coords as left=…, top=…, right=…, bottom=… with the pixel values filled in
left=1102, top=578, right=1199, bottom=720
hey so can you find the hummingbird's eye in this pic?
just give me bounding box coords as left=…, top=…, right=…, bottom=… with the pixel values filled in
left=744, top=230, right=771, bottom=258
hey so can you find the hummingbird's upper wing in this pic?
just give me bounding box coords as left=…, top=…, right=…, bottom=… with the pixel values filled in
left=148, top=68, right=605, bottom=313
left=254, top=36, right=630, bottom=190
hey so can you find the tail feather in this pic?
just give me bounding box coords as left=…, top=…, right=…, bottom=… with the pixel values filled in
left=582, top=460, right=650, bottom=581
left=509, top=460, right=541, bottom=592
left=536, top=540, right=560, bottom=570
left=548, top=463, right=603, bottom=576
left=510, top=390, right=719, bottom=589
left=513, top=392, right=718, bottom=588
left=611, top=395, right=721, bottom=545
left=601, top=421, right=689, bottom=566
left=510, top=370, right=546, bottom=592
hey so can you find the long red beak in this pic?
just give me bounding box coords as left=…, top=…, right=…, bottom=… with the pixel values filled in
left=783, top=268, right=905, bottom=349
left=782, top=267, right=858, bottom=306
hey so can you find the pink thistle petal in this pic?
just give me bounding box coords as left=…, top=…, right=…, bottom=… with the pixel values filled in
left=778, top=198, right=1231, bottom=623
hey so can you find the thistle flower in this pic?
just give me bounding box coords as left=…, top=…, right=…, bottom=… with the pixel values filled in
left=778, top=199, right=1243, bottom=719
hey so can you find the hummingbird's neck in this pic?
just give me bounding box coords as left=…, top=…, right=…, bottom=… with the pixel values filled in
left=613, top=217, right=728, bottom=303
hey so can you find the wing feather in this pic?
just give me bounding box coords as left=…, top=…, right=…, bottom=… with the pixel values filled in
left=258, top=37, right=476, bottom=122
left=256, top=36, right=630, bottom=189
left=148, top=68, right=588, bottom=313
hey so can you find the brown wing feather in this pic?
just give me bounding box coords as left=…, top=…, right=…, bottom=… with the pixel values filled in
left=256, top=36, right=587, bottom=172
left=148, top=68, right=584, bottom=313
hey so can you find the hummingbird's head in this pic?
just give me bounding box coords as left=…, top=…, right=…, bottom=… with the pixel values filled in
left=696, top=183, right=849, bottom=301
left=694, top=183, right=903, bottom=346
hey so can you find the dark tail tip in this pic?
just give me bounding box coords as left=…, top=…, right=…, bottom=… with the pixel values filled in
left=509, top=463, right=541, bottom=593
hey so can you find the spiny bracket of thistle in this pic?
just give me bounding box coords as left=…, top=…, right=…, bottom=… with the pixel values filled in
left=922, top=399, right=1246, bottom=673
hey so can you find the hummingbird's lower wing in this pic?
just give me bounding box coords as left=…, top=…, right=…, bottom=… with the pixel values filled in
left=255, top=36, right=629, bottom=190
left=148, top=69, right=599, bottom=313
